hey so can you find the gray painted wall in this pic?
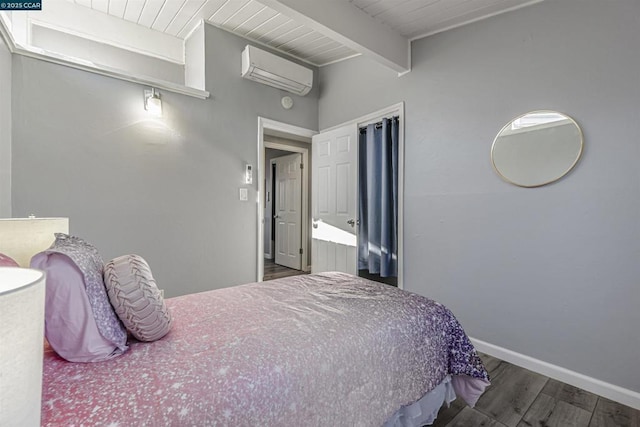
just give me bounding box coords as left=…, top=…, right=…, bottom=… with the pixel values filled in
left=319, top=0, right=640, bottom=393
left=11, top=23, right=318, bottom=297
left=0, top=34, right=10, bottom=217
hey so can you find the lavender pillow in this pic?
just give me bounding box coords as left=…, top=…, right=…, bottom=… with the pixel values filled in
left=104, top=255, right=172, bottom=342
left=31, top=234, right=128, bottom=362
left=0, top=252, right=19, bottom=267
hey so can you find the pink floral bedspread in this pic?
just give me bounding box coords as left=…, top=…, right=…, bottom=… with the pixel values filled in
left=42, top=272, right=489, bottom=426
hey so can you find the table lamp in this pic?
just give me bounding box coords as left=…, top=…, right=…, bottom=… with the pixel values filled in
left=0, top=268, right=46, bottom=427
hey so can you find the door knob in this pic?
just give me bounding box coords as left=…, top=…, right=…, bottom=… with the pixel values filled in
left=347, top=219, right=355, bottom=227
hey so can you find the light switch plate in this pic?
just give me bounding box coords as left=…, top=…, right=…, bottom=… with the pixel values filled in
left=239, top=188, right=248, bottom=201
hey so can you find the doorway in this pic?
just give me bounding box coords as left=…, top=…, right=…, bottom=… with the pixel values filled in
left=272, top=152, right=303, bottom=270
left=311, top=103, right=404, bottom=288
left=257, top=118, right=316, bottom=282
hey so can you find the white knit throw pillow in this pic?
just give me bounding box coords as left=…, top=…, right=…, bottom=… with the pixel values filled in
left=104, top=254, right=172, bottom=342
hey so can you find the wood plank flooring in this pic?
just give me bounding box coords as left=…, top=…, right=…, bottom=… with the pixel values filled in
left=431, top=353, right=640, bottom=427
left=263, top=258, right=307, bottom=281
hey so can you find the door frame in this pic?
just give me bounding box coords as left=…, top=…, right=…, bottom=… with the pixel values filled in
left=257, top=117, right=316, bottom=282
left=320, top=102, right=405, bottom=289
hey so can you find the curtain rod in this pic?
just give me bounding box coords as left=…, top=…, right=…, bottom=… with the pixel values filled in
left=359, top=116, right=400, bottom=132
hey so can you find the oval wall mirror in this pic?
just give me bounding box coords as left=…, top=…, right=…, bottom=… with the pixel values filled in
left=491, top=110, right=583, bottom=187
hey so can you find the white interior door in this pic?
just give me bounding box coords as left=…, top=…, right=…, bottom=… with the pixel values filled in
left=311, top=124, right=358, bottom=274
left=274, top=153, right=302, bottom=270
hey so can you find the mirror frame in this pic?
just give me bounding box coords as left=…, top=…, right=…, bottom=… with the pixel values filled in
left=491, top=110, right=584, bottom=188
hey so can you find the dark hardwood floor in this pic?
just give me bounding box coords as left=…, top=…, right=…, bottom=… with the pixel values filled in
left=432, top=353, right=640, bottom=427
left=263, top=258, right=307, bottom=281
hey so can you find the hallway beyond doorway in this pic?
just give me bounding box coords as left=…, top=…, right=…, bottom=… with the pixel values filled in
left=263, top=258, right=307, bottom=281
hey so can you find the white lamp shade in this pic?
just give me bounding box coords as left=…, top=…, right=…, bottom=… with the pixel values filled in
left=0, top=218, right=69, bottom=267
left=0, top=268, right=46, bottom=427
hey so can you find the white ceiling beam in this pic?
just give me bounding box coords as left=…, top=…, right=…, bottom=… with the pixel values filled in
left=259, top=0, right=410, bottom=73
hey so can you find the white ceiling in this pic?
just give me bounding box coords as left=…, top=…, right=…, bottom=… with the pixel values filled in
left=66, top=0, right=360, bottom=66
left=64, top=0, right=540, bottom=67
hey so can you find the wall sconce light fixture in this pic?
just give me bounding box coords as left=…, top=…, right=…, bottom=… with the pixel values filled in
left=144, top=88, right=162, bottom=117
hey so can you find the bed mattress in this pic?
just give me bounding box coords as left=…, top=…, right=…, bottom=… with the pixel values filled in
left=41, top=272, right=489, bottom=426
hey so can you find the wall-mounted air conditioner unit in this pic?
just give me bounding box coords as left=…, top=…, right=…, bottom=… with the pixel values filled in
left=241, top=45, right=313, bottom=96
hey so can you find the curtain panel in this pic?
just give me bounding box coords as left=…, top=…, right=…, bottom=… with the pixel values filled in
left=358, top=117, right=399, bottom=277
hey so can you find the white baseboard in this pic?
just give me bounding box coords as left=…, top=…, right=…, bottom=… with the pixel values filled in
left=470, top=337, right=640, bottom=411
left=264, top=254, right=273, bottom=260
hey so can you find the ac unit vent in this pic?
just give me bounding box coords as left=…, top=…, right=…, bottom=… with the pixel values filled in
left=241, top=45, right=313, bottom=96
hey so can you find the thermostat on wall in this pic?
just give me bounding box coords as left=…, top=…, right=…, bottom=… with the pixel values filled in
left=245, top=164, right=253, bottom=184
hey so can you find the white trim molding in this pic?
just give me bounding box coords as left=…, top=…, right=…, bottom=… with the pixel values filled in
left=321, top=102, right=404, bottom=133
left=471, top=337, right=640, bottom=411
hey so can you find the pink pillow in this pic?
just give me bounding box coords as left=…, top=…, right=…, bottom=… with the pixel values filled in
left=31, top=234, right=128, bottom=362
left=0, top=253, right=19, bottom=267
left=104, top=255, right=172, bottom=342
left=31, top=253, right=125, bottom=362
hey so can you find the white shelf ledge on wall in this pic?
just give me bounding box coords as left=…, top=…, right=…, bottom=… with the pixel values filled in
left=0, top=20, right=209, bottom=100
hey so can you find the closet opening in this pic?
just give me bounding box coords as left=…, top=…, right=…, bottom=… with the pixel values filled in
left=357, top=116, right=400, bottom=287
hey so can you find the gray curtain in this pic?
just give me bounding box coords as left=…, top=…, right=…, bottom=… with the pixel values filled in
left=358, top=117, right=398, bottom=277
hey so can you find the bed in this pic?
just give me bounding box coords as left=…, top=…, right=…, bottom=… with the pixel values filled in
left=41, top=272, right=489, bottom=426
